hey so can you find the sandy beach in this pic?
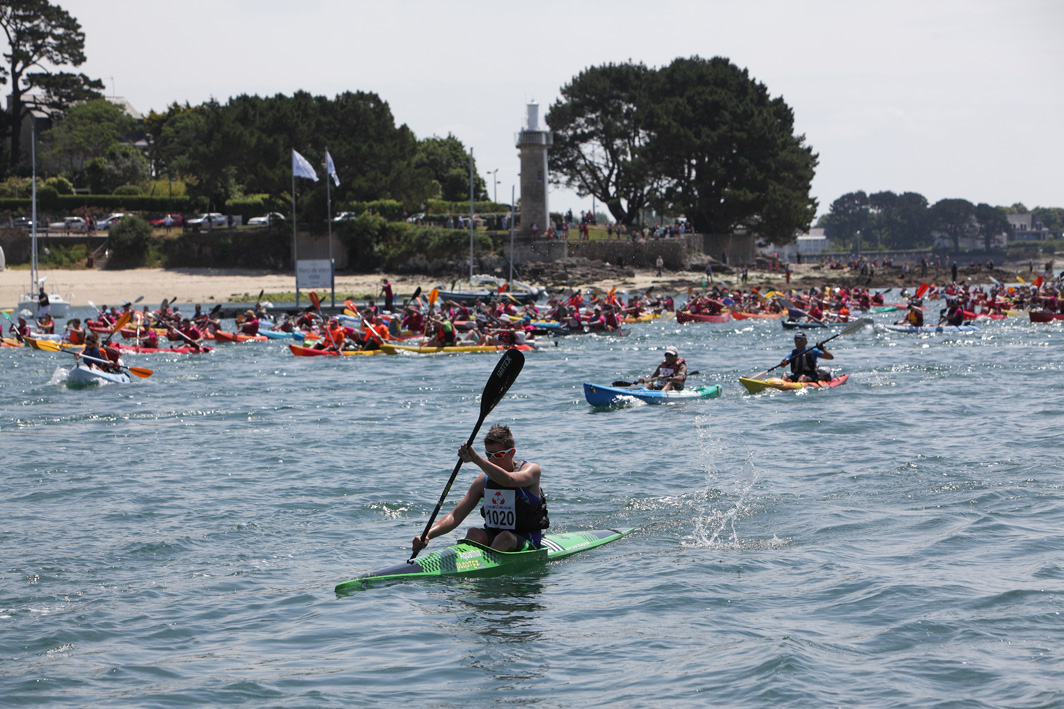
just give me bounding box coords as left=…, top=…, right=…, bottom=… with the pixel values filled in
left=0, top=266, right=680, bottom=308
left=1, top=261, right=1037, bottom=311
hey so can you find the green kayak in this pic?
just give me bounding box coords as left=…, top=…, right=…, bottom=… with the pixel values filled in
left=336, top=528, right=634, bottom=594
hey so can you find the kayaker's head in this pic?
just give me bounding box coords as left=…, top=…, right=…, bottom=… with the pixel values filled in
left=664, top=346, right=679, bottom=360
left=794, top=333, right=808, bottom=346
left=244, top=310, right=255, bottom=320
left=484, top=423, right=515, bottom=461
left=85, top=331, right=99, bottom=346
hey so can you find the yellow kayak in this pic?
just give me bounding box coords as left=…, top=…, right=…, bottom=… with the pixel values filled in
left=739, top=375, right=849, bottom=393
left=380, top=343, right=535, bottom=355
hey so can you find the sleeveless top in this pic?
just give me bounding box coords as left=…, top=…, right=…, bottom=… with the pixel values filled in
left=481, top=461, right=549, bottom=547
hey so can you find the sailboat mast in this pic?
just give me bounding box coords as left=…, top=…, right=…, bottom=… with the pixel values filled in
left=31, top=118, right=37, bottom=294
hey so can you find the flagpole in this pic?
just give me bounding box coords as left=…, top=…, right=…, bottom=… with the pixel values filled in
left=326, top=150, right=335, bottom=308
left=468, top=148, right=474, bottom=280
left=509, top=184, right=515, bottom=283
left=292, top=168, right=299, bottom=309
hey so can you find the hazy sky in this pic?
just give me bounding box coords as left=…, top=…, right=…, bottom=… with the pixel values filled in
left=52, top=0, right=1064, bottom=217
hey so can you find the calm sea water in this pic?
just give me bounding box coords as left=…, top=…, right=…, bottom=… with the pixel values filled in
left=2, top=305, right=1062, bottom=707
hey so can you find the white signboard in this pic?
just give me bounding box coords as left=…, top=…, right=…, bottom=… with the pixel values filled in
left=297, top=259, right=333, bottom=289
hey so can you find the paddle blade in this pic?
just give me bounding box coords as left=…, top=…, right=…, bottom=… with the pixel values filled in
left=128, top=366, right=153, bottom=378
left=429, top=288, right=439, bottom=306
left=36, top=339, right=62, bottom=352
left=478, top=349, right=525, bottom=422
left=309, top=291, right=322, bottom=311
left=841, top=317, right=873, bottom=336
left=915, top=282, right=929, bottom=298
left=112, top=311, right=132, bottom=333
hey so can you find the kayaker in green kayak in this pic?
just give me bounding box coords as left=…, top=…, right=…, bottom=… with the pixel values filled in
left=781, top=332, right=834, bottom=383
left=637, top=346, right=687, bottom=391
left=412, top=424, right=549, bottom=555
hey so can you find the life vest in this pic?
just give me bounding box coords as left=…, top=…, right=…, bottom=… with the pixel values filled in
left=788, top=348, right=819, bottom=378
left=435, top=320, right=456, bottom=345
left=362, top=322, right=385, bottom=349
left=481, top=464, right=549, bottom=541
left=240, top=318, right=259, bottom=336
left=67, top=329, right=85, bottom=345
left=658, top=356, right=685, bottom=378
left=326, top=324, right=346, bottom=348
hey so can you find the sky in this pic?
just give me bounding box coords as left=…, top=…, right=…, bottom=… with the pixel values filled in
left=47, top=0, right=1064, bottom=218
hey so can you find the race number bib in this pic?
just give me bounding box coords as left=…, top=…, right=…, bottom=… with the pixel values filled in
left=483, top=489, right=516, bottom=529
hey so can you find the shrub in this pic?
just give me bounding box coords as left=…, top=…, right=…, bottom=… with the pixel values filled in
left=113, top=184, right=142, bottom=196
left=105, top=215, right=154, bottom=268
left=37, top=185, right=60, bottom=211
left=45, top=176, right=74, bottom=195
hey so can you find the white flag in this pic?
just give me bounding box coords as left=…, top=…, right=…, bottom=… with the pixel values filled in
left=325, top=149, right=340, bottom=187
left=292, top=149, right=319, bottom=181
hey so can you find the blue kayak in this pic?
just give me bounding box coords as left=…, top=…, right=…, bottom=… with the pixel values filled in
left=259, top=327, right=304, bottom=340
left=583, top=382, right=722, bottom=406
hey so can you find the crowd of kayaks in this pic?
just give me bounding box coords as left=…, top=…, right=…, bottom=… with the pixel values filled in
left=4, top=275, right=1061, bottom=395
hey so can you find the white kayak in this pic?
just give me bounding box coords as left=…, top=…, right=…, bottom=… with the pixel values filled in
left=68, top=363, right=131, bottom=385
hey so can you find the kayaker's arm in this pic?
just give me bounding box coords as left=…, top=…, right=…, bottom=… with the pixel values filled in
left=412, top=475, right=484, bottom=553
left=639, top=365, right=664, bottom=384
left=815, top=343, right=834, bottom=360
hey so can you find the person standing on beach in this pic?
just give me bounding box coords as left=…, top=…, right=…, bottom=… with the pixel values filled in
left=380, top=279, right=394, bottom=312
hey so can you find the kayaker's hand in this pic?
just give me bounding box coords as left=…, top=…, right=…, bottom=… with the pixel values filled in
left=412, top=535, right=429, bottom=554
left=816, top=342, right=825, bottom=350
left=781, top=358, right=789, bottom=366
left=458, top=441, right=476, bottom=463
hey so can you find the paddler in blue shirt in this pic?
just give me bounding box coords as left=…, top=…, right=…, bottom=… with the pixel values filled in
left=412, top=424, right=548, bottom=555
left=780, top=332, right=833, bottom=383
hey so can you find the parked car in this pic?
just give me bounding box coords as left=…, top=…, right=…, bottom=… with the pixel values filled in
left=248, top=212, right=285, bottom=227
left=58, top=216, right=87, bottom=232
left=150, top=213, right=184, bottom=227
left=12, top=217, right=39, bottom=229
left=332, top=212, right=358, bottom=223
left=98, top=213, right=128, bottom=230
left=186, top=213, right=227, bottom=228
left=405, top=212, right=426, bottom=223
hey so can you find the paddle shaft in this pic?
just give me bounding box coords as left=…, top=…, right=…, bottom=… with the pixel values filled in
left=411, top=349, right=525, bottom=561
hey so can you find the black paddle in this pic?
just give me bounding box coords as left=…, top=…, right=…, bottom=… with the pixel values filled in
left=410, top=348, right=525, bottom=561
left=401, top=286, right=422, bottom=311
left=612, top=370, right=700, bottom=387
left=748, top=317, right=872, bottom=380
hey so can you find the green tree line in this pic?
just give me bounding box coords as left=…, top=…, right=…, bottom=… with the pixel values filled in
left=820, top=191, right=1063, bottom=252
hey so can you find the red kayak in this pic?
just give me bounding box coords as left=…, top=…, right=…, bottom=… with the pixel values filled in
left=113, top=342, right=213, bottom=354
left=676, top=310, right=733, bottom=324
left=1029, top=311, right=1064, bottom=323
